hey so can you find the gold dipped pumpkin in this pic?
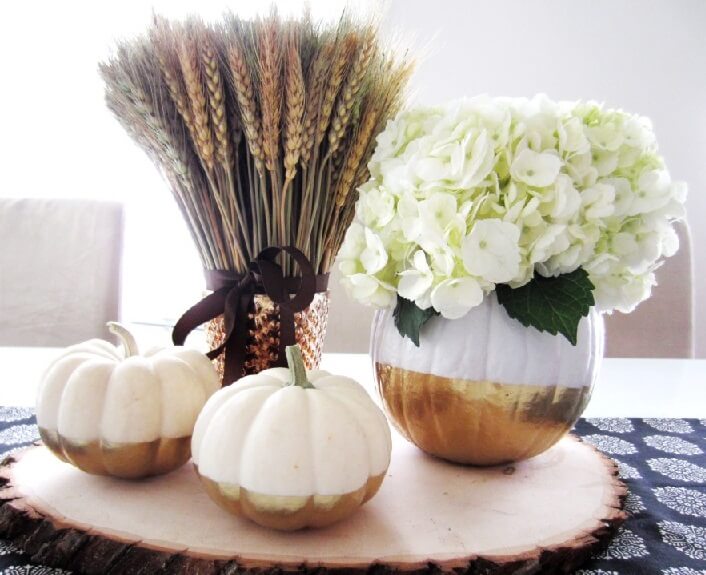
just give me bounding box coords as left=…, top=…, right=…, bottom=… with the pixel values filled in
left=36, top=323, right=219, bottom=478
left=372, top=294, right=603, bottom=466
left=191, top=346, right=391, bottom=531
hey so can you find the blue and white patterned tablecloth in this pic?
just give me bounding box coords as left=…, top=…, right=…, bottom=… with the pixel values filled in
left=0, top=409, right=704, bottom=575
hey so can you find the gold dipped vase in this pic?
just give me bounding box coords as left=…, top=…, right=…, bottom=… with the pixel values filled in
left=207, top=291, right=330, bottom=380
left=371, top=294, right=603, bottom=466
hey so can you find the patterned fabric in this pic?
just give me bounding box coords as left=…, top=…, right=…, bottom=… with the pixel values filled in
left=0, top=411, right=703, bottom=574
left=577, top=418, right=706, bottom=574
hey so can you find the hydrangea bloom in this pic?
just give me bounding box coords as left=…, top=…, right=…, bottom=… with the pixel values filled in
left=339, top=95, right=686, bottom=318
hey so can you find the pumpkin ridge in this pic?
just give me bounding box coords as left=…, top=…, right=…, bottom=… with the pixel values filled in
left=65, top=340, right=121, bottom=361
left=234, top=386, right=290, bottom=491
left=306, top=384, right=317, bottom=496
left=152, top=355, right=207, bottom=439
left=37, top=354, right=97, bottom=431
left=428, top=383, right=448, bottom=455
left=312, top=389, right=375, bottom=481
left=206, top=387, right=274, bottom=473
left=305, top=390, right=369, bottom=496
left=173, top=349, right=220, bottom=396
left=102, top=358, right=161, bottom=444
left=322, top=388, right=389, bottom=478
left=96, top=363, right=114, bottom=447
left=60, top=359, right=114, bottom=443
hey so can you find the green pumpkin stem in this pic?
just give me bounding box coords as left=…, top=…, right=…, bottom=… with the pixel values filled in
left=107, top=322, right=139, bottom=358
left=286, top=345, right=314, bottom=389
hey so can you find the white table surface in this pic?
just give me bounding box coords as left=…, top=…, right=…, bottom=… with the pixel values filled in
left=1, top=347, right=704, bottom=417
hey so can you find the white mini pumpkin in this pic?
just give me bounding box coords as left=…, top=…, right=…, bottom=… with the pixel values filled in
left=37, top=322, right=220, bottom=478
left=192, top=345, right=391, bottom=531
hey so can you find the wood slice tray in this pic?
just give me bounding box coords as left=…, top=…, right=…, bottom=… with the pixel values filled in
left=0, top=434, right=626, bottom=575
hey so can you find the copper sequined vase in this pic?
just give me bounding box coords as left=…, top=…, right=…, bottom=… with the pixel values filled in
left=371, top=293, right=604, bottom=466
left=207, top=291, right=330, bottom=380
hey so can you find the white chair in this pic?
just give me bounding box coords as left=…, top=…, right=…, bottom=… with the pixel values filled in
left=325, top=221, right=694, bottom=358
left=0, top=198, right=124, bottom=346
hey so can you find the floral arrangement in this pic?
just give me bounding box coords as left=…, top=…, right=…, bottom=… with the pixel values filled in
left=339, top=95, right=687, bottom=344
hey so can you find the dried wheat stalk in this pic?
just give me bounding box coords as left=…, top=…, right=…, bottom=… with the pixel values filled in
left=101, top=11, right=412, bottom=275
left=283, top=31, right=304, bottom=185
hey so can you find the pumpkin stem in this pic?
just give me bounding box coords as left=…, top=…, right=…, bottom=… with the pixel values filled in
left=285, top=345, right=314, bottom=389
left=107, top=322, right=139, bottom=358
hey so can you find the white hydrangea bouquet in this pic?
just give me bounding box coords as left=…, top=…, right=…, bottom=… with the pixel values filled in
left=338, top=95, right=686, bottom=345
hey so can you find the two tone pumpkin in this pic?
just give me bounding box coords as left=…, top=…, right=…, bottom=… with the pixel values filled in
left=372, top=294, right=603, bottom=466
left=192, top=346, right=391, bottom=531
left=36, top=323, right=219, bottom=478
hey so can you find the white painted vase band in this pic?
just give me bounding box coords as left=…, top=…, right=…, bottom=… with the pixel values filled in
left=372, top=293, right=604, bottom=389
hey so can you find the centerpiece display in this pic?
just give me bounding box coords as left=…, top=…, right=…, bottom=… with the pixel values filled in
left=101, top=12, right=411, bottom=384
left=340, top=95, right=686, bottom=465
left=0, top=16, right=647, bottom=574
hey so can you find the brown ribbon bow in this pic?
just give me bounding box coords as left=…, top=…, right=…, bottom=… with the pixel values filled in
left=172, top=246, right=329, bottom=385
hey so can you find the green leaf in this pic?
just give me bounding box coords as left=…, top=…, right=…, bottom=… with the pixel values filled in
left=495, top=268, right=595, bottom=345
left=393, top=296, right=439, bottom=346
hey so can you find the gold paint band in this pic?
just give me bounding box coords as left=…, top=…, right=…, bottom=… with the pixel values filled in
left=197, top=468, right=386, bottom=531
left=39, top=428, right=192, bottom=479
left=375, top=363, right=592, bottom=466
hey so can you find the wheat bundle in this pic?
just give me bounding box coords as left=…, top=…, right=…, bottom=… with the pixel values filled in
left=100, top=11, right=412, bottom=275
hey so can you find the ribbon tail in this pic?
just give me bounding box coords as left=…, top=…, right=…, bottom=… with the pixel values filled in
left=172, top=289, right=229, bottom=346
left=222, top=287, right=253, bottom=384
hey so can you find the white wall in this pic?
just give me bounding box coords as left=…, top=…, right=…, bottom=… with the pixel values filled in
left=381, top=0, right=706, bottom=355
